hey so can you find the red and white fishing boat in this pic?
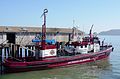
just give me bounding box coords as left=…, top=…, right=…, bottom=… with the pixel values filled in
left=3, top=9, right=114, bottom=73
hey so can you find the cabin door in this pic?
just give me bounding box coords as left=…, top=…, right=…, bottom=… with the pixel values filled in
left=7, top=33, right=16, bottom=44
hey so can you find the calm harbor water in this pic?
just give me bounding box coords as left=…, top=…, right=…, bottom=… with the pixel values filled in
left=0, top=35, right=120, bottom=79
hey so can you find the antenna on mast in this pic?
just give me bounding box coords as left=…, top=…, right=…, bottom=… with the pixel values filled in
left=41, top=9, right=48, bottom=26
left=41, top=9, right=48, bottom=48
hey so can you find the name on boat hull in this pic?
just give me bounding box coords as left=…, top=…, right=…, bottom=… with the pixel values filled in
left=68, top=58, right=91, bottom=64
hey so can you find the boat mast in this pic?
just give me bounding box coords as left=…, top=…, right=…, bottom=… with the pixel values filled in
left=41, top=9, right=48, bottom=49
left=89, top=24, right=94, bottom=42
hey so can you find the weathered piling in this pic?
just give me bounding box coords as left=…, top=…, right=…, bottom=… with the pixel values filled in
left=16, top=45, right=19, bottom=58
left=25, top=46, right=27, bottom=60
left=28, top=46, right=32, bottom=57
left=6, top=47, right=10, bottom=58
left=11, top=44, right=15, bottom=57
left=20, top=47, right=22, bottom=58
left=4, top=47, right=7, bottom=59
left=0, top=47, right=2, bottom=75
left=31, top=46, right=34, bottom=57
left=10, top=44, right=12, bottom=57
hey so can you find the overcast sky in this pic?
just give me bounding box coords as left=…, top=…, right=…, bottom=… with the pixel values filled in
left=0, top=0, right=120, bottom=33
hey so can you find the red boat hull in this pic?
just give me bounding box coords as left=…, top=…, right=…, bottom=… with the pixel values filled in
left=3, top=47, right=113, bottom=73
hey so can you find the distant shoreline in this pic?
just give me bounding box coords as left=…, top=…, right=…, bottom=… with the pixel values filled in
left=98, top=34, right=120, bottom=36
left=99, top=29, right=120, bottom=35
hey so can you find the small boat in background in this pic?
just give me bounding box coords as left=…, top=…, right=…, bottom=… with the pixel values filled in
left=3, top=9, right=114, bottom=73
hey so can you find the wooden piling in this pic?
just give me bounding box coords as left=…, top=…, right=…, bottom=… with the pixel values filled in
left=10, top=44, right=12, bottom=57
left=20, top=47, right=22, bottom=58
left=14, top=45, right=17, bottom=58
left=31, top=46, right=34, bottom=57
left=25, top=46, right=27, bottom=60
left=15, top=45, right=19, bottom=58
left=6, top=47, right=10, bottom=58
left=11, top=44, right=15, bottom=57
left=0, top=48, right=2, bottom=75
left=4, top=47, right=7, bottom=59
left=28, top=46, right=31, bottom=57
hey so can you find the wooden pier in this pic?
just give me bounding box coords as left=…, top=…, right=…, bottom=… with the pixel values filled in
left=0, top=43, right=35, bottom=75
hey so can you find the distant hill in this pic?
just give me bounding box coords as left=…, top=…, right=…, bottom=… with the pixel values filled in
left=99, top=29, right=120, bottom=35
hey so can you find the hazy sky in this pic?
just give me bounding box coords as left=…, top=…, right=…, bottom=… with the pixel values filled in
left=0, top=0, right=120, bottom=33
